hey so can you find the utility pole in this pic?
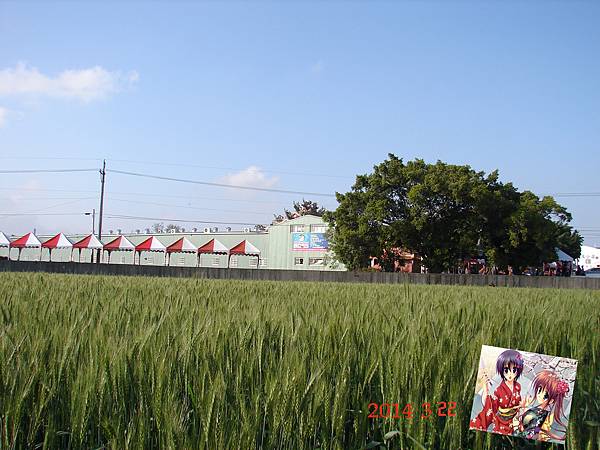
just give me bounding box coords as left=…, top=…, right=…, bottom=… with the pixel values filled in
left=97, top=160, right=106, bottom=264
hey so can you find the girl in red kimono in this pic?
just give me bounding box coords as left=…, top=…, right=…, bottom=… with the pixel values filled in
left=470, top=349, right=524, bottom=435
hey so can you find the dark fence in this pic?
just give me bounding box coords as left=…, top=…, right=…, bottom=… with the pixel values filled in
left=1, top=260, right=599, bottom=290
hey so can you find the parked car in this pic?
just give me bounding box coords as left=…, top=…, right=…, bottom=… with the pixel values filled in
left=584, top=267, right=600, bottom=278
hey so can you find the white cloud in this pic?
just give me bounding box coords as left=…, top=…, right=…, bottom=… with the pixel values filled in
left=0, top=106, right=7, bottom=127
left=219, top=166, right=279, bottom=189
left=8, top=179, right=43, bottom=204
left=0, top=62, right=139, bottom=102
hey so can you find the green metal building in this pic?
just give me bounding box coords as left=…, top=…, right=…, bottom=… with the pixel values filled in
left=0, top=215, right=345, bottom=271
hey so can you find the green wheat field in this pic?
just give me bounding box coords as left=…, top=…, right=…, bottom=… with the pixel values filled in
left=0, top=272, right=598, bottom=449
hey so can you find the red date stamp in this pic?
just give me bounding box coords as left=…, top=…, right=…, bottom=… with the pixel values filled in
left=367, top=402, right=457, bottom=419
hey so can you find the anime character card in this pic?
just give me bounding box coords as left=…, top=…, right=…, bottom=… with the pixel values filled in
left=469, top=345, right=577, bottom=444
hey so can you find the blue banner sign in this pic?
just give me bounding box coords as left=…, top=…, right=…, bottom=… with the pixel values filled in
left=292, top=233, right=328, bottom=251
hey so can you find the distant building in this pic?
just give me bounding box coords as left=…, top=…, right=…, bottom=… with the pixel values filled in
left=576, top=245, right=600, bottom=271
left=0, top=215, right=345, bottom=271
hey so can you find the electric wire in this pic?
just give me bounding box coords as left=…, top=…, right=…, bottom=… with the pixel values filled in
left=0, top=198, right=96, bottom=216
left=107, top=158, right=353, bottom=179
left=107, top=169, right=336, bottom=197
left=0, top=169, right=99, bottom=174
left=108, top=197, right=272, bottom=217
left=104, top=214, right=261, bottom=226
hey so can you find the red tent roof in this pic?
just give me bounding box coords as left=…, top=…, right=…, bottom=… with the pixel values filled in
left=198, top=238, right=228, bottom=254
left=9, top=232, right=41, bottom=248
left=135, top=236, right=166, bottom=252
left=229, top=240, right=260, bottom=256
left=103, top=235, right=135, bottom=251
left=42, top=233, right=72, bottom=249
left=73, top=234, right=103, bottom=249
left=166, top=237, right=197, bottom=253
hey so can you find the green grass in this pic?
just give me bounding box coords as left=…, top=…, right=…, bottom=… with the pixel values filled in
left=0, top=272, right=598, bottom=449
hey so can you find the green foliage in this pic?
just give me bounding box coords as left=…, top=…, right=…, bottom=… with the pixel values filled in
left=326, top=154, right=582, bottom=272
left=1, top=273, right=598, bottom=449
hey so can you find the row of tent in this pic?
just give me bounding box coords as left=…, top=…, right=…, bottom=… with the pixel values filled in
left=0, top=232, right=261, bottom=267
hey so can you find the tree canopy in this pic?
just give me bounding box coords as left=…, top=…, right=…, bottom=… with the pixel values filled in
left=324, top=154, right=581, bottom=272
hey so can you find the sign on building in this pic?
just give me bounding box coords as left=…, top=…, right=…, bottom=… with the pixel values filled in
left=292, top=233, right=328, bottom=251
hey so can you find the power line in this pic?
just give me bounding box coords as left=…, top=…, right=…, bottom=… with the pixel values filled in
left=0, top=187, right=294, bottom=205
left=108, top=169, right=336, bottom=197
left=0, top=156, right=353, bottom=179
left=0, top=211, right=264, bottom=226
left=552, top=193, right=600, bottom=197
left=105, top=190, right=287, bottom=205
left=0, top=198, right=96, bottom=216
left=0, top=213, right=85, bottom=217
left=104, top=214, right=261, bottom=226
left=0, top=187, right=99, bottom=194
left=108, top=158, right=353, bottom=180
left=0, top=169, right=98, bottom=174
left=108, top=197, right=272, bottom=217
left=0, top=196, right=96, bottom=201
left=0, top=157, right=102, bottom=161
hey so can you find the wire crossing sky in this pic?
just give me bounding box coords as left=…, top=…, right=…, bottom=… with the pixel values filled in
left=0, top=2, right=599, bottom=244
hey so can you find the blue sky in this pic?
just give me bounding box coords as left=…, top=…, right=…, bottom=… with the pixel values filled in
left=1, top=1, right=599, bottom=244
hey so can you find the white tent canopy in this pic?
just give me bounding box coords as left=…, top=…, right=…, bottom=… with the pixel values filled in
left=0, top=232, right=9, bottom=247
left=42, top=233, right=73, bottom=249
left=555, top=248, right=574, bottom=262
left=72, top=234, right=104, bottom=263
left=73, top=234, right=104, bottom=250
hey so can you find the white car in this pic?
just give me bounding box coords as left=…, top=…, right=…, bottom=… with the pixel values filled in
left=585, top=267, right=600, bottom=278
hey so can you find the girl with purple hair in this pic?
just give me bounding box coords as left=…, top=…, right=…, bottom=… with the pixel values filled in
left=470, top=349, right=524, bottom=435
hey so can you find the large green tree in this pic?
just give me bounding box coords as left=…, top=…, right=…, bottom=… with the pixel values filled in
left=325, top=154, right=581, bottom=272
